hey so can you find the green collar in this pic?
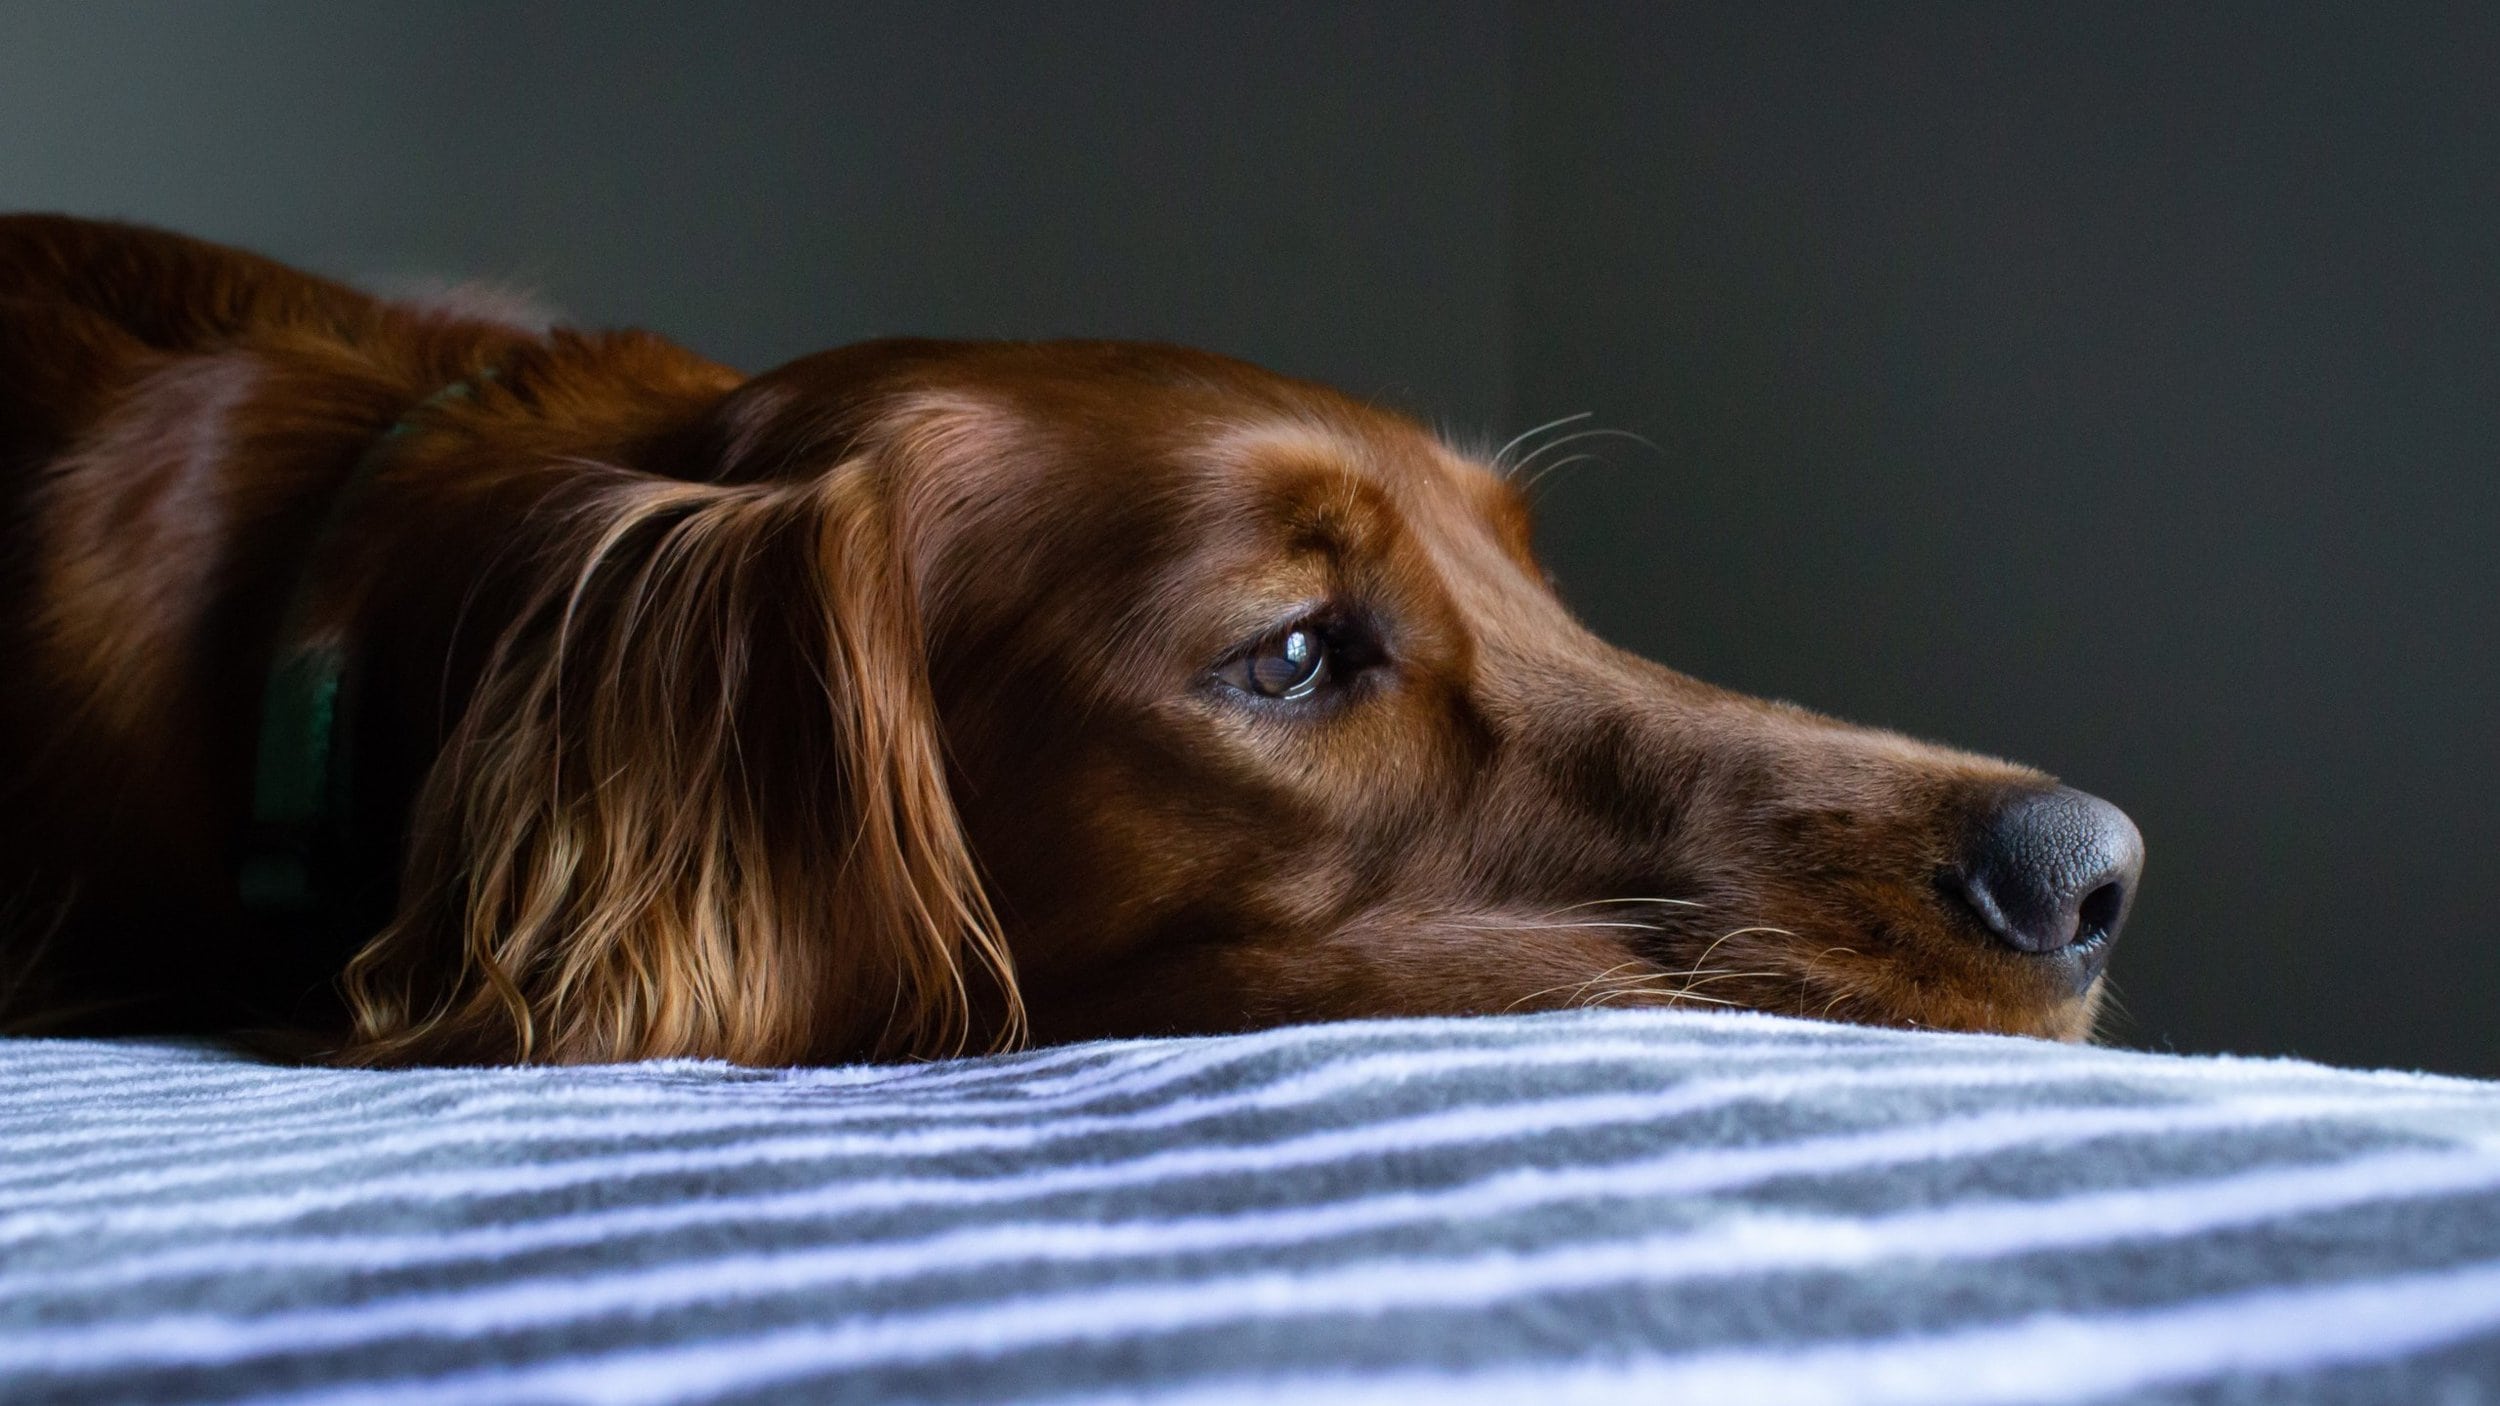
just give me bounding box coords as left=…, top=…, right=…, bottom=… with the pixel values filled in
left=237, top=372, right=495, bottom=926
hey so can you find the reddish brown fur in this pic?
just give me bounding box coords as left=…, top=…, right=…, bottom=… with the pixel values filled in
left=0, top=217, right=2122, bottom=1063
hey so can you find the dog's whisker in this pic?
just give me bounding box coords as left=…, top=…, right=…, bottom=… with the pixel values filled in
left=1572, top=972, right=1682, bottom=996
left=1581, top=968, right=1786, bottom=1001
left=1440, top=919, right=1663, bottom=934
left=1504, top=960, right=1651, bottom=1014
left=1508, top=425, right=1663, bottom=484
left=1679, top=926, right=1801, bottom=975
left=1534, top=960, right=1647, bottom=996
left=1566, top=966, right=1676, bottom=1010
left=1491, top=410, right=1594, bottom=478
left=1590, top=985, right=1744, bottom=1010
left=1609, top=966, right=1788, bottom=984
left=1545, top=897, right=1707, bottom=912
left=1567, top=964, right=1656, bottom=1008
left=2089, top=979, right=2132, bottom=1045
left=1676, top=928, right=1747, bottom=984
left=1515, top=452, right=1604, bottom=495
left=1448, top=900, right=1721, bottom=949
left=1656, top=970, right=1788, bottom=991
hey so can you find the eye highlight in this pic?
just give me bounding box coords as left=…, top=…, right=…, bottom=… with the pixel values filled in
left=1213, top=615, right=1376, bottom=705
left=1219, top=626, right=1329, bottom=700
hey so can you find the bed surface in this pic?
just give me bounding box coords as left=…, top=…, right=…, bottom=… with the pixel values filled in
left=6, top=1008, right=2500, bottom=1404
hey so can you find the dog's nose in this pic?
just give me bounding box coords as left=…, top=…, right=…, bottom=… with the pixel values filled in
left=1955, top=786, right=2144, bottom=958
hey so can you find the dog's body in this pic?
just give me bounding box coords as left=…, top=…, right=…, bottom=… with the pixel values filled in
left=0, top=217, right=2143, bottom=1064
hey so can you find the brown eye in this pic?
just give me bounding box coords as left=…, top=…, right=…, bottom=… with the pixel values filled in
left=1220, top=625, right=1331, bottom=700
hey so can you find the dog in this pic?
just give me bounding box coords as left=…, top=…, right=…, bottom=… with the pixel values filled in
left=0, top=215, right=2143, bottom=1065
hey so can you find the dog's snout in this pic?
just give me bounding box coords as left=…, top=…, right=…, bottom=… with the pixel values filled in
left=1953, top=786, right=2144, bottom=961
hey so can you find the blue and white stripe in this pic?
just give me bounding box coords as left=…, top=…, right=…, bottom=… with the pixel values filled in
left=4, top=1009, right=2498, bottom=1404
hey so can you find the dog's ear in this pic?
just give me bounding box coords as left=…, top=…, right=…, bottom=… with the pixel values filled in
left=337, top=462, right=1022, bottom=1065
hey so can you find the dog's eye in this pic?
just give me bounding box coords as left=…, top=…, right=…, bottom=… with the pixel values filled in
left=1218, top=625, right=1334, bottom=701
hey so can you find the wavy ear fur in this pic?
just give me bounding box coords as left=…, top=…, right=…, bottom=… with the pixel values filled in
left=338, top=462, right=1023, bottom=1065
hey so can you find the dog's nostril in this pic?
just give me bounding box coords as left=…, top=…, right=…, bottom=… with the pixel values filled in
left=2075, top=879, right=2126, bottom=944
left=1956, top=786, right=2145, bottom=957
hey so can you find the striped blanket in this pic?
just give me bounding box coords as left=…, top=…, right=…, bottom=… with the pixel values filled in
left=4, top=1011, right=2500, bottom=1404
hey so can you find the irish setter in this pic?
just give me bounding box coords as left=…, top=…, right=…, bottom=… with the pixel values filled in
left=0, top=216, right=2143, bottom=1065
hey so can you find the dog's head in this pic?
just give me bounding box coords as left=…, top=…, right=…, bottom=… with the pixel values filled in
left=344, top=339, right=2142, bottom=1064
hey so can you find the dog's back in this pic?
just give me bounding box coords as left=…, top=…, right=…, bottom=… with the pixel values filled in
left=0, top=218, right=737, bottom=1038
left=0, top=219, right=446, bottom=1030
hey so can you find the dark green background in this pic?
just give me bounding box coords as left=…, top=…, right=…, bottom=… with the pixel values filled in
left=6, top=3, right=2492, bottom=1074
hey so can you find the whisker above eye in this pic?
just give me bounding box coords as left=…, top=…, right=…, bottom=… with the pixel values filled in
left=1515, top=453, right=1604, bottom=495
left=1507, top=425, right=1664, bottom=484
left=1490, top=410, right=1594, bottom=477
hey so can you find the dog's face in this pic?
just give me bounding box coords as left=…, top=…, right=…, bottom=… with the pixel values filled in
left=729, top=341, right=2144, bottom=1046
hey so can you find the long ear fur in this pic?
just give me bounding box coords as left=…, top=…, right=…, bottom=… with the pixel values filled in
left=338, top=463, right=1023, bottom=1065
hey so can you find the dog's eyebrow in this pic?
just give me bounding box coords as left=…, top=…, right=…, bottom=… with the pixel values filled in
left=1206, top=418, right=1542, bottom=581
left=1194, top=419, right=1368, bottom=531
left=1205, top=418, right=1369, bottom=470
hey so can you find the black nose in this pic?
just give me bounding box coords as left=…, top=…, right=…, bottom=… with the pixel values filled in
left=1955, top=786, right=2144, bottom=957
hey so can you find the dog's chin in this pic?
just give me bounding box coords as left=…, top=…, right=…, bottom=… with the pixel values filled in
left=1728, top=938, right=2109, bottom=1042
left=1842, top=975, right=2108, bottom=1043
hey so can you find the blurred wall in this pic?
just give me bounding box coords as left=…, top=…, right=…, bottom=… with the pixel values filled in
left=0, top=1, right=1511, bottom=414
left=3, top=3, right=2493, bottom=1074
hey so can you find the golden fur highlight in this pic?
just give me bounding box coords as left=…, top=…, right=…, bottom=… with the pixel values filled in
left=337, top=461, right=1023, bottom=1065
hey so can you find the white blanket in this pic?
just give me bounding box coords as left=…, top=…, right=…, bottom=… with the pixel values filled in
left=5, top=1009, right=2499, bottom=1404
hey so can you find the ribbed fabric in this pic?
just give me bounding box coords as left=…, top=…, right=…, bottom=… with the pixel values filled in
left=4, top=1009, right=2498, bottom=1404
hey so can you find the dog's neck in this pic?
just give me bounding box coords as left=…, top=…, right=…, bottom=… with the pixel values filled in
left=236, top=367, right=506, bottom=937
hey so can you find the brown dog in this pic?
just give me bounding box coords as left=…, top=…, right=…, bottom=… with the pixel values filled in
left=0, top=216, right=2143, bottom=1065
